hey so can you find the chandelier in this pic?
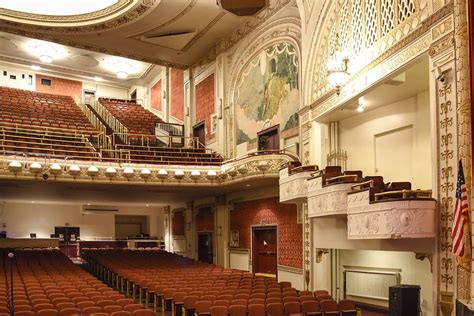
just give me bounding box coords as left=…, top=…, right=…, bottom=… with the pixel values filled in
left=327, top=34, right=350, bottom=94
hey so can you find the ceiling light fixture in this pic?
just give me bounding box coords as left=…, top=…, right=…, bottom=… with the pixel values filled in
left=357, top=104, right=365, bottom=113
left=327, top=33, right=350, bottom=94
left=28, top=41, right=65, bottom=64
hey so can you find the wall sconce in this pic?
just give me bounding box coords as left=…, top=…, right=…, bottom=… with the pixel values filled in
left=327, top=33, right=349, bottom=94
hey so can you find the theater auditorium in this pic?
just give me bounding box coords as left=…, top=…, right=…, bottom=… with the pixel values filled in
left=0, top=1, right=473, bottom=315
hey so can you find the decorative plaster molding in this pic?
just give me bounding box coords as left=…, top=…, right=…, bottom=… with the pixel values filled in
left=307, top=183, right=353, bottom=218
left=0, top=153, right=295, bottom=186
left=195, top=0, right=295, bottom=67
left=1, top=1, right=158, bottom=31
left=347, top=200, right=436, bottom=239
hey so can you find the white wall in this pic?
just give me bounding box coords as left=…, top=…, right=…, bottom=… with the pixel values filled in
left=0, top=202, right=165, bottom=240
left=84, top=82, right=129, bottom=100
left=338, top=250, right=433, bottom=315
left=339, top=92, right=431, bottom=189
left=0, top=64, right=36, bottom=90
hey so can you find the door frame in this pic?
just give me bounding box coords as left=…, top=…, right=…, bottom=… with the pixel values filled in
left=257, top=124, right=280, bottom=151
left=192, top=120, right=206, bottom=147
left=197, top=230, right=214, bottom=264
left=251, top=225, right=278, bottom=275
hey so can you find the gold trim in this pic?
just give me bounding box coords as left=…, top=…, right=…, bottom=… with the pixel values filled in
left=0, top=0, right=133, bottom=24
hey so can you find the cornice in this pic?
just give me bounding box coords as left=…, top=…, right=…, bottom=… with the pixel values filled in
left=0, top=0, right=158, bottom=32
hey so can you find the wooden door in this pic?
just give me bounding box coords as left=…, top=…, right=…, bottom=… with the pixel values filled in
left=257, top=125, right=280, bottom=151
left=252, top=227, right=277, bottom=275
left=198, top=232, right=213, bottom=264
left=193, top=121, right=206, bottom=148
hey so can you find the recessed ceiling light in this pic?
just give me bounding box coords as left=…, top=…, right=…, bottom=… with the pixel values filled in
left=94, top=76, right=103, bottom=82
left=146, top=204, right=149, bottom=207
left=31, top=65, right=41, bottom=71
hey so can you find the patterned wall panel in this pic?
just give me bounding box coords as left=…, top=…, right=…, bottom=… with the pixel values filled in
left=196, top=206, right=214, bottom=232
left=35, top=74, right=82, bottom=101
left=151, top=80, right=162, bottom=111
left=195, top=74, right=215, bottom=141
left=231, top=197, right=302, bottom=269
left=172, top=210, right=185, bottom=236
left=170, top=68, right=184, bottom=121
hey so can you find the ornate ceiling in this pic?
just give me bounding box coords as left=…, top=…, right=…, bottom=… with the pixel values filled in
left=0, top=0, right=279, bottom=68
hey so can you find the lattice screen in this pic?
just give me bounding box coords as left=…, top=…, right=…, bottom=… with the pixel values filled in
left=329, top=0, right=416, bottom=57
left=398, top=0, right=415, bottom=23
left=339, top=1, right=351, bottom=53
left=365, top=0, right=378, bottom=47
left=351, top=0, right=364, bottom=56
left=381, top=0, right=395, bottom=36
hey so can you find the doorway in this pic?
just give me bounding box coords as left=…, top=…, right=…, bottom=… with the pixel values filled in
left=252, top=226, right=277, bottom=275
left=257, top=125, right=280, bottom=151
left=197, top=232, right=213, bottom=264
left=130, top=89, right=137, bottom=102
left=193, top=121, right=206, bottom=148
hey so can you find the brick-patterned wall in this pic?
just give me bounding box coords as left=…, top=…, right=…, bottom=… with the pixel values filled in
left=151, top=80, right=162, bottom=111
left=170, top=69, right=184, bottom=121
left=172, top=210, right=185, bottom=236
left=231, top=197, right=302, bottom=269
left=195, top=74, right=214, bottom=141
left=196, top=207, right=214, bottom=232
left=35, top=75, right=82, bottom=101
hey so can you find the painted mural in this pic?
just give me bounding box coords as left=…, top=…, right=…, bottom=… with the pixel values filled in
left=235, top=42, right=299, bottom=146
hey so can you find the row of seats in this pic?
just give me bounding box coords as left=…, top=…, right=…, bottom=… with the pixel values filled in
left=82, top=249, right=357, bottom=315
left=99, top=99, right=163, bottom=135
left=0, top=87, right=223, bottom=166
left=1, top=249, right=155, bottom=316
left=1, top=87, right=96, bottom=132
left=1, top=126, right=99, bottom=160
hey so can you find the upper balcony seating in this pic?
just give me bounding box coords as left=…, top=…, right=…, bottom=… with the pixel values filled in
left=2, top=249, right=152, bottom=316
left=0, top=87, right=96, bottom=132
left=98, top=98, right=163, bottom=135
left=82, top=249, right=355, bottom=316
left=0, top=125, right=99, bottom=160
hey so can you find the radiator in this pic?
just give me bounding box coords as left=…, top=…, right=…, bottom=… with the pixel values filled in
left=344, top=269, right=400, bottom=300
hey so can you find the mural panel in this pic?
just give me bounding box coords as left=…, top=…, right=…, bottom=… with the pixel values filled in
left=235, top=43, right=299, bottom=146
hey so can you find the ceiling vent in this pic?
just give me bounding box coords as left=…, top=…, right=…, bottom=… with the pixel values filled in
left=82, top=205, right=119, bottom=214
left=140, top=30, right=198, bottom=51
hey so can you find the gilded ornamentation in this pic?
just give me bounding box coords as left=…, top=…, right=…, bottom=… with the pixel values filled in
left=453, top=0, right=472, bottom=300
left=0, top=0, right=134, bottom=25
left=196, top=0, right=294, bottom=67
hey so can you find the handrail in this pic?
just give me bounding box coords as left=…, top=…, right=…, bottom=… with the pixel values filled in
left=223, top=150, right=299, bottom=165
left=326, top=174, right=358, bottom=184
left=113, top=132, right=205, bottom=150
left=90, top=99, right=129, bottom=143
left=0, top=122, right=101, bottom=137
left=374, top=189, right=433, bottom=201
left=76, top=101, right=107, bottom=148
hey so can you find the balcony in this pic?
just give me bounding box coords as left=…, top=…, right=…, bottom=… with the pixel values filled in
left=347, top=179, right=436, bottom=239
left=279, top=162, right=318, bottom=204
left=308, top=166, right=362, bottom=217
